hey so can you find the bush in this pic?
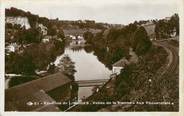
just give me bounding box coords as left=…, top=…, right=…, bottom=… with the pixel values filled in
left=132, top=26, right=152, bottom=55
left=9, top=76, right=37, bottom=87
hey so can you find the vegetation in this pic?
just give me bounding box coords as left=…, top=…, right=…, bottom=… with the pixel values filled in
left=5, top=7, right=66, bottom=75
left=155, top=14, right=179, bottom=39
left=115, top=46, right=168, bottom=99
left=9, top=76, right=37, bottom=87
left=57, top=55, right=76, bottom=80
left=83, top=23, right=152, bottom=68
left=69, top=46, right=170, bottom=111
left=132, top=26, right=152, bottom=55
left=5, top=39, right=65, bottom=74
left=59, top=20, right=110, bottom=30
left=83, top=31, right=94, bottom=44
left=5, top=23, right=41, bottom=44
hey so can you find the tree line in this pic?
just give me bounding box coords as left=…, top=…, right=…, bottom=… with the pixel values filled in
left=83, top=22, right=152, bottom=68
left=155, top=14, right=179, bottom=39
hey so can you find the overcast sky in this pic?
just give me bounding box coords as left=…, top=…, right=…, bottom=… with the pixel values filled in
left=3, top=0, right=179, bottom=24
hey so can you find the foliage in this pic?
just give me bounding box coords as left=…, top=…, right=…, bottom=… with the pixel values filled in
left=5, top=52, right=36, bottom=75
left=110, top=48, right=125, bottom=64
left=5, top=39, right=65, bottom=74
left=47, top=26, right=57, bottom=36
left=83, top=23, right=138, bottom=68
left=132, top=26, right=152, bottom=55
left=57, top=55, right=76, bottom=80
left=5, top=7, right=66, bottom=75
left=9, top=76, right=37, bottom=87
left=20, top=28, right=41, bottom=44
left=59, top=20, right=107, bottom=30
left=83, top=31, right=94, bottom=43
left=115, top=64, right=134, bottom=98
left=155, top=14, right=179, bottom=39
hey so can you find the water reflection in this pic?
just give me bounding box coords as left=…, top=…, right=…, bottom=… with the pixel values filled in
left=64, top=48, right=111, bottom=81
left=70, top=46, right=83, bottom=52
left=55, top=45, right=112, bottom=99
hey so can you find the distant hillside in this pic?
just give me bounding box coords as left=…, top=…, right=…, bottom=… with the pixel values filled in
left=5, top=7, right=124, bottom=32
left=58, top=20, right=124, bottom=30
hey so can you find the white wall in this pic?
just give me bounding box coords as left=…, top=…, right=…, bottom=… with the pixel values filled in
left=112, top=66, right=123, bottom=75
left=38, top=24, right=47, bottom=36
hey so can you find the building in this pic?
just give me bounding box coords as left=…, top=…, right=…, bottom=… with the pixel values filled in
left=69, top=35, right=76, bottom=40
left=42, top=35, right=57, bottom=43
left=165, top=17, right=171, bottom=21
left=112, top=58, right=129, bottom=75
left=42, top=38, right=50, bottom=43
left=142, top=23, right=156, bottom=40
left=170, top=28, right=177, bottom=37
left=68, top=35, right=86, bottom=46
left=5, top=72, right=73, bottom=111
left=37, top=23, right=48, bottom=36
left=76, top=35, right=86, bottom=44
left=5, top=43, right=20, bottom=54
left=6, top=16, right=31, bottom=29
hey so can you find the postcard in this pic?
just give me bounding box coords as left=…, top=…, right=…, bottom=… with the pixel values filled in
left=0, top=0, right=183, bottom=116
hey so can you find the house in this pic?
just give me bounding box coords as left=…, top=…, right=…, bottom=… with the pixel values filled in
left=76, top=35, right=86, bottom=44
left=68, top=35, right=86, bottom=46
left=112, top=58, right=129, bottom=75
left=165, top=17, right=171, bottom=21
left=5, top=72, right=74, bottom=111
left=77, top=35, right=83, bottom=40
left=37, top=23, right=48, bottom=36
left=42, top=38, right=50, bottom=43
left=41, top=35, right=54, bottom=43
left=69, top=35, right=77, bottom=40
left=170, top=28, right=177, bottom=37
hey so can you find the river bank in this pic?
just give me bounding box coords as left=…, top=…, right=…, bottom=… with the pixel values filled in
left=68, top=44, right=175, bottom=111
left=54, top=46, right=112, bottom=100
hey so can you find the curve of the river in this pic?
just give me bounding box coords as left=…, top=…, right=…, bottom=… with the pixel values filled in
left=54, top=48, right=112, bottom=99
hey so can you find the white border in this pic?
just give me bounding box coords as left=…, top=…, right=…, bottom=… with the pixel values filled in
left=179, top=0, right=184, bottom=116
left=0, top=0, right=5, bottom=115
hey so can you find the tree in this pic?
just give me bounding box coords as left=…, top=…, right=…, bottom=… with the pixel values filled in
left=19, top=28, right=41, bottom=44
left=169, top=14, right=179, bottom=35
left=57, top=55, right=76, bottom=80
left=6, top=23, right=13, bottom=29
left=47, top=27, right=57, bottom=36
left=21, top=53, right=36, bottom=74
left=83, top=31, right=94, bottom=43
left=110, top=48, right=125, bottom=64
left=132, top=26, right=152, bottom=55
left=155, top=14, right=179, bottom=39
left=8, top=52, right=36, bottom=75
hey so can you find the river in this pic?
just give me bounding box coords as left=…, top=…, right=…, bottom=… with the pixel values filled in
left=54, top=47, right=112, bottom=100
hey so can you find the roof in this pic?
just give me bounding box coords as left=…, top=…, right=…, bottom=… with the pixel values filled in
left=5, top=90, right=60, bottom=111
left=142, top=24, right=156, bottom=36
left=6, top=72, right=72, bottom=95
left=112, top=58, right=129, bottom=67
left=5, top=72, right=71, bottom=111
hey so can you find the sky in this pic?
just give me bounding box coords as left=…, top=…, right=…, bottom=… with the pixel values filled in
left=3, top=0, right=179, bottom=24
